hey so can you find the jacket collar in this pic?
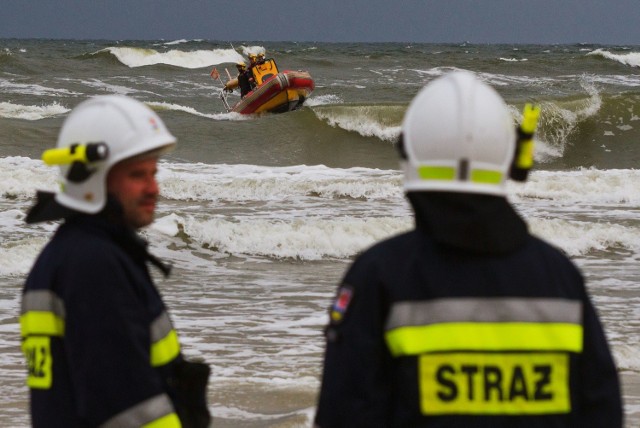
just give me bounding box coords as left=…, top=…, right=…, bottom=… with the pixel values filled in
left=407, top=191, right=529, bottom=255
left=63, top=198, right=172, bottom=277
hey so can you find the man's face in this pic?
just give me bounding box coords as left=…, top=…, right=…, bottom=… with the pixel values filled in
left=106, top=156, right=160, bottom=228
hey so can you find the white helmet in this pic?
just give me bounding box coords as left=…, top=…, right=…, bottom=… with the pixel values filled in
left=400, top=71, right=516, bottom=196
left=51, top=95, right=176, bottom=213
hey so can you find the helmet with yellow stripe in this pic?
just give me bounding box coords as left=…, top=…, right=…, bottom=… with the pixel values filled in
left=399, top=71, right=516, bottom=196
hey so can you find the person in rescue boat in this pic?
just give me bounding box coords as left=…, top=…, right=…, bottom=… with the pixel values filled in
left=314, top=71, right=622, bottom=427
left=20, top=95, right=211, bottom=428
left=235, top=61, right=255, bottom=98
left=248, top=53, right=258, bottom=70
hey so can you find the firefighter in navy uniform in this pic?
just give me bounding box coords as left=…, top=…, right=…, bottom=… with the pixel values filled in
left=20, top=95, right=211, bottom=427
left=314, top=71, right=622, bottom=427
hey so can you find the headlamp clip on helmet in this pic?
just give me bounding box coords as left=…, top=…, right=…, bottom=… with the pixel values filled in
left=42, top=142, right=109, bottom=183
left=509, top=103, right=540, bottom=182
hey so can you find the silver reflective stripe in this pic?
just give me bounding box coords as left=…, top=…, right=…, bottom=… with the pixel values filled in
left=100, top=393, right=174, bottom=428
left=150, top=311, right=173, bottom=343
left=386, top=298, right=582, bottom=331
left=21, top=290, right=66, bottom=319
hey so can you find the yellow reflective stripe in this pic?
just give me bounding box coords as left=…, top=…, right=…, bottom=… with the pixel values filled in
left=416, top=166, right=503, bottom=184
left=470, top=169, right=503, bottom=184
left=417, top=166, right=455, bottom=181
left=385, top=322, right=583, bottom=357
left=20, top=311, right=65, bottom=337
left=151, top=329, right=181, bottom=367
left=142, top=412, right=181, bottom=428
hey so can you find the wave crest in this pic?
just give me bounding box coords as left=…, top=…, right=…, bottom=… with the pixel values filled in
left=95, top=46, right=245, bottom=69
left=588, top=48, right=640, bottom=68
left=0, top=101, right=69, bottom=120
left=312, top=104, right=403, bottom=142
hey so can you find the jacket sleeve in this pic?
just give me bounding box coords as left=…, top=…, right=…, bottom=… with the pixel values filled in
left=60, top=246, right=179, bottom=427
left=314, top=254, right=393, bottom=428
left=578, top=291, right=623, bottom=427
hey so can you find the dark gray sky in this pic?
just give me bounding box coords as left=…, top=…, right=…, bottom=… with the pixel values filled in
left=2, top=0, right=640, bottom=44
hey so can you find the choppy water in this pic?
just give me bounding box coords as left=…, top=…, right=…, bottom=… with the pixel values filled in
left=2, top=39, right=640, bottom=427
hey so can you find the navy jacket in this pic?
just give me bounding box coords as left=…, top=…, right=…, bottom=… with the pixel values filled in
left=21, top=211, right=184, bottom=427
left=315, top=193, right=622, bottom=427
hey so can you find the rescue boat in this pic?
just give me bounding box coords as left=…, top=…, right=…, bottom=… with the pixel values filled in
left=222, top=58, right=314, bottom=114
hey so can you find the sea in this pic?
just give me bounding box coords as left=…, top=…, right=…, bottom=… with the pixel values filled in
left=1, top=39, right=640, bottom=427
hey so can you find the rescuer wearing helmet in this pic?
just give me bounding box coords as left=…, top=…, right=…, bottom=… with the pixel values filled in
left=314, top=71, right=622, bottom=427
left=21, top=95, right=211, bottom=428
left=235, top=61, right=255, bottom=98
left=248, top=53, right=258, bottom=69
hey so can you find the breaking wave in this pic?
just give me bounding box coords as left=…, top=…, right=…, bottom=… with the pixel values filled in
left=588, top=48, right=640, bottom=68
left=94, top=46, right=245, bottom=69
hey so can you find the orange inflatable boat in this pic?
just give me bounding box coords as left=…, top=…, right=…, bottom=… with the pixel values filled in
left=222, top=58, right=315, bottom=114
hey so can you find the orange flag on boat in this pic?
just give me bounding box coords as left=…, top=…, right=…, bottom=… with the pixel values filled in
left=210, top=68, right=220, bottom=80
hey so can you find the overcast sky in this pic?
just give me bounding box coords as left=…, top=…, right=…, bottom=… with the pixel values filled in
left=2, top=0, right=640, bottom=45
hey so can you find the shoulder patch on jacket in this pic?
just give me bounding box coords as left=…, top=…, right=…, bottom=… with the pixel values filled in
left=330, top=284, right=354, bottom=324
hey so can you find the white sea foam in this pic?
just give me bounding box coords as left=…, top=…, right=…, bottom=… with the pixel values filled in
left=514, top=168, right=640, bottom=204
left=528, top=217, right=640, bottom=257
left=413, top=67, right=554, bottom=87
left=0, top=101, right=70, bottom=120
left=413, top=66, right=454, bottom=78
left=154, top=213, right=410, bottom=260
left=0, top=204, right=57, bottom=277
left=238, top=45, right=266, bottom=57
left=499, top=57, right=528, bottom=62
left=3, top=156, right=640, bottom=263
left=77, top=78, right=146, bottom=95
left=3, top=157, right=639, bottom=209
left=0, top=157, right=57, bottom=198
left=480, top=72, right=556, bottom=87
left=612, top=343, right=640, bottom=371
left=146, top=101, right=245, bottom=120
left=163, top=39, right=197, bottom=46
left=585, top=74, right=640, bottom=87
left=208, top=403, right=314, bottom=424
left=159, top=163, right=402, bottom=202
left=588, top=49, right=640, bottom=68
left=99, top=46, right=245, bottom=69
left=0, top=235, right=47, bottom=276
left=0, top=78, right=82, bottom=97
left=305, top=94, right=343, bottom=106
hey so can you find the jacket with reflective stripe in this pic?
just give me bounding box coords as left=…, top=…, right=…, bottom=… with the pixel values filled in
left=21, top=214, right=182, bottom=428
left=315, top=198, right=622, bottom=427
